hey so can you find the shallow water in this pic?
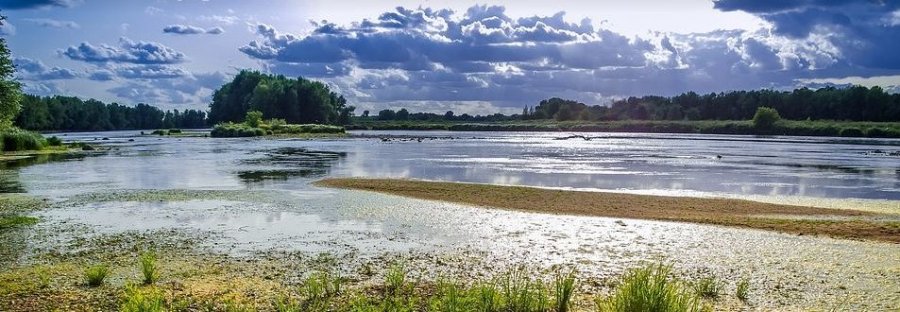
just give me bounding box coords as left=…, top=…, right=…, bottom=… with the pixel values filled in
left=8, top=130, right=900, bottom=309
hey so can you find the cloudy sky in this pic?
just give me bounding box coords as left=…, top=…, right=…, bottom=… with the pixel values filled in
left=2, top=0, right=899, bottom=114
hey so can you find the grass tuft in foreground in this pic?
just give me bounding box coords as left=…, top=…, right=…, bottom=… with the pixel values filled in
left=84, top=264, right=109, bottom=287
left=139, top=251, right=158, bottom=285
left=596, top=264, right=706, bottom=312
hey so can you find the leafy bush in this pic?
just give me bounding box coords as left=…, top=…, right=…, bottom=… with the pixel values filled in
left=752, top=107, right=781, bottom=130
left=210, top=123, right=265, bottom=138
left=838, top=127, right=864, bottom=137
left=0, top=128, right=47, bottom=151
left=46, top=136, right=63, bottom=146
left=245, top=110, right=264, bottom=128
left=150, top=130, right=167, bottom=136
left=85, top=264, right=110, bottom=287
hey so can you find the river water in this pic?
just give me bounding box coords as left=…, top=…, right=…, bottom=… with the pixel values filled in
left=4, top=130, right=899, bottom=309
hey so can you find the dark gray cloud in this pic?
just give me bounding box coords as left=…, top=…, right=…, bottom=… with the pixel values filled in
left=61, top=37, right=186, bottom=64
left=163, top=24, right=225, bottom=35
left=713, top=0, right=900, bottom=69
left=88, top=69, right=115, bottom=81
left=237, top=4, right=899, bottom=112
left=0, top=0, right=76, bottom=10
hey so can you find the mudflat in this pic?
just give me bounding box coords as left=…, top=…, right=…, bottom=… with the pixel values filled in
left=316, top=178, right=900, bottom=243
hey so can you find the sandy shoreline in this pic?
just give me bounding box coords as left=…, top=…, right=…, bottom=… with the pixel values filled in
left=316, top=178, right=900, bottom=243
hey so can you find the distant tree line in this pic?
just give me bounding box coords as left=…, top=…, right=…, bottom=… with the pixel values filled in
left=208, top=70, right=354, bottom=125
left=15, top=94, right=207, bottom=131
left=524, top=86, right=900, bottom=122
left=368, top=86, right=900, bottom=123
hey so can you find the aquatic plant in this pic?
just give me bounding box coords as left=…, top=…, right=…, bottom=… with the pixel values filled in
left=596, top=264, right=704, bottom=312
left=0, top=128, right=47, bottom=151
left=84, top=264, right=110, bottom=287
left=139, top=251, right=158, bottom=285
left=736, top=278, right=750, bottom=302
left=121, top=285, right=165, bottom=312
left=693, top=276, right=721, bottom=299
left=0, top=215, right=38, bottom=230
left=554, top=269, right=577, bottom=312
left=45, top=136, right=62, bottom=146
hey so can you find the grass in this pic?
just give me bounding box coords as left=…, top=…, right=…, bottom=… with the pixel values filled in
left=596, top=264, right=705, bottom=312
left=0, top=127, right=48, bottom=151
left=692, top=277, right=721, bottom=299
left=0, top=215, right=38, bottom=231
left=121, top=285, right=165, bottom=312
left=84, top=264, right=110, bottom=287
left=139, top=252, right=158, bottom=285
left=554, top=269, right=577, bottom=312
left=316, top=178, right=900, bottom=243
left=736, top=278, right=750, bottom=302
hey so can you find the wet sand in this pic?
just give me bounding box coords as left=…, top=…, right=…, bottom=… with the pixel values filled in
left=317, top=178, right=900, bottom=243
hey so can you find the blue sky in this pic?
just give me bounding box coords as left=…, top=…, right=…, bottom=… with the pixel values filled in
left=1, top=0, right=899, bottom=114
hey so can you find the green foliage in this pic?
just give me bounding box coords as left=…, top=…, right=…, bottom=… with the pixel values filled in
left=554, top=269, right=577, bottom=312
left=692, top=276, right=721, bottom=299
left=150, top=130, right=167, bottom=136
left=752, top=107, right=781, bottom=130
left=139, top=252, right=158, bottom=285
left=838, top=127, right=864, bottom=137
left=0, top=127, right=47, bottom=151
left=15, top=94, right=207, bottom=131
left=121, top=285, right=165, bottom=312
left=210, top=122, right=265, bottom=138
left=245, top=110, right=264, bottom=127
left=0, top=215, right=38, bottom=230
left=84, top=264, right=110, bottom=287
left=167, top=129, right=182, bottom=134
left=45, top=136, right=62, bottom=146
left=0, top=15, right=21, bottom=125
left=208, top=70, right=353, bottom=125
left=735, top=278, right=750, bottom=302
left=597, top=264, right=704, bottom=312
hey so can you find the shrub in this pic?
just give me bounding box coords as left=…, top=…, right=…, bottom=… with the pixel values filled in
left=167, top=129, right=182, bottom=134
left=752, top=107, right=781, bottom=130
left=46, top=136, right=63, bottom=146
left=85, top=264, right=110, bottom=287
left=210, top=123, right=265, bottom=138
left=139, top=252, right=158, bottom=285
left=597, top=264, right=703, bottom=312
left=121, top=285, right=165, bottom=312
left=150, top=130, right=167, bottom=136
left=0, top=128, right=47, bottom=151
left=838, top=127, right=864, bottom=137
left=245, top=110, right=264, bottom=128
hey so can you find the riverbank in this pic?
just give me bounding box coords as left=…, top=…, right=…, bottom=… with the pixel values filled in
left=317, top=178, right=900, bottom=243
left=349, top=119, right=900, bottom=138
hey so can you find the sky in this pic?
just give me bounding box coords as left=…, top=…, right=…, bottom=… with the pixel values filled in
left=1, top=0, right=899, bottom=114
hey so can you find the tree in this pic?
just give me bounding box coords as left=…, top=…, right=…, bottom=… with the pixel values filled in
left=0, top=14, right=21, bottom=126
left=396, top=108, right=410, bottom=120
left=444, top=111, right=454, bottom=120
left=752, top=107, right=781, bottom=130
left=378, top=109, right=395, bottom=120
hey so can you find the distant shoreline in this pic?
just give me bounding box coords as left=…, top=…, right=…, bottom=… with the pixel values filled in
left=317, top=178, right=900, bottom=243
left=348, top=119, right=900, bottom=138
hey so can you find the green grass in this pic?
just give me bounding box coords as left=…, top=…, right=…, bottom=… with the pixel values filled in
left=596, top=264, right=706, bottom=312
left=0, top=128, right=48, bottom=151
left=212, top=120, right=345, bottom=138
left=139, top=252, right=158, bottom=285
left=0, top=215, right=38, bottom=231
left=121, top=285, right=165, bottom=312
left=736, top=278, right=750, bottom=302
left=84, top=264, right=110, bottom=287
left=554, top=269, right=577, bottom=312
left=692, top=276, right=721, bottom=299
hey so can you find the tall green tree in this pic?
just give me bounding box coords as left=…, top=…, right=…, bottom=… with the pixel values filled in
left=0, top=14, right=22, bottom=126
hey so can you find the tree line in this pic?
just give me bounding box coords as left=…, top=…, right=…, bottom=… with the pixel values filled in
left=208, top=70, right=354, bottom=125
left=369, top=86, right=900, bottom=123
left=15, top=94, right=207, bottom=131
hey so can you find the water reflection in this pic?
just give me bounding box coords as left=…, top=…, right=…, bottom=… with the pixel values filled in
left=237, top=148, right=346, bottom=185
